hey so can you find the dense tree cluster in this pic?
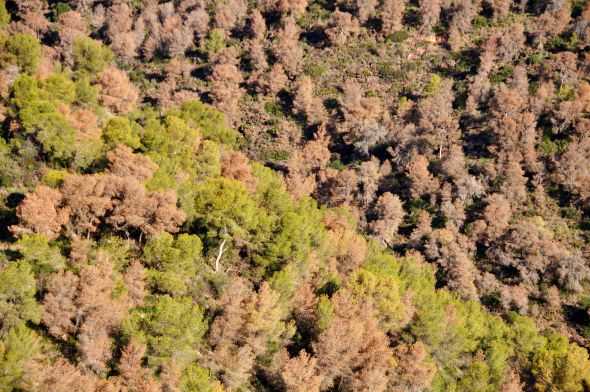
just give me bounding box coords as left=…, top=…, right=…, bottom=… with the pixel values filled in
left=2, top=0, right=590, bottom=391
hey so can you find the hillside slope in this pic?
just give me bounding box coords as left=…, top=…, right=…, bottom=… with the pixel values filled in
left=2, top=0, right=590, bottom=391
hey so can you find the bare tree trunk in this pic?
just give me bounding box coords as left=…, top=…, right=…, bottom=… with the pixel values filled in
left=214, top=239, right=227, bottom=273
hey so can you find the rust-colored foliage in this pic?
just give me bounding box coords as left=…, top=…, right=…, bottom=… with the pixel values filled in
left=286, top=128, right=331, bottom=198
left=221, top=150, right=257, bottom=191
left=406, top=153, right=439, bottom=198
left=209, top=50, right=244, bottom=123
left=281, top=351, right=322, bottom=392
left=97, top=66, right=139, bottom=114
left=13, top=151, right=185, bottom=240
left=326, top=11, right=360, bottom=46
left=369, top=192, right=404, bottom=246
left=273, top=16, right=303, bottom=76
left=107, top=145, right=158, bottom=182
left=43, top=257, right=130, bottom=374
left=390, top=342, right=436, bottom=392
left=207, top=279, right=292, bottom=389
left=313, top=290, right=394, bottom=392
left=114, top=340, right=161, bottom=392
left=12, top=186, right=69, bottom=240
left=5, top=1, right=590, bottom=390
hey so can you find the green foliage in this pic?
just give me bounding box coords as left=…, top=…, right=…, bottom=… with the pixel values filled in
left=473, top=15, right=492, bottom=30
left=96, top=236, right=133, bottom=271
left=411, top=292, right=467, bottom=373
left=539, top=134, right=569, bottom=157
left=0, top=138, right=20, bottom=187
left=547, top=32, right=580, bottom=51
left=424, top=74, right=442, bottom=96
left=11, top=74, right=40, bottom=108
left=1, top=138, right=41, bottom=187
left=256, top=198, right=323, bottom=270
left=141, top=113, right=211, bottom=217
left=0, top=0, right=9, bottom=27
left=143, top=115, right=199, bottom=164
left=253, top=165, right=324, bottom=269
left=347, top=267, right=407, bottom=333
left=528, top=51, right=548, bottom=65
left=191, top=163, right=325, bottom=277
left=5, top=33, right=41, bottom=73
left=124, top=295, right=206, bottom=368
left=531, top=334, right=590, bottom=392
left=302, top=1, right=331, bottom=23
left=264, top=101, right=285, bottom=118
left=377, top=61, right=402, bottom=82
left=103, top=116, right=141, bottom=149
left=557, top=84, right=576, bottom=101
left=393, top=255, right=590, bottom=390
left=0, top=324, right=39, bottom=392
left=74, top=76, right=98, bottom=106
left=12, top=75, right=77, bottom=163
left=455, top=359, right=494, bottom=392
left=580, top=296, right=590, bottom=311
left=395, top=255, right=513, bottom=389
left=452, top=50, right=479, bottom=75
left=73, top=37, right=113, bottom=75
left=304, top=62, right=328, bottom=78
left=204, top=29, right=225, bottom=56
left=193, top=177, right=265, bottom=244
left=142, top=114, right=201, bottom=193
left=268, top=263, right=298, bottom=302
left=143, top=233, right=203, bottom=296
left=154, top=137, right=220, bottom=218
left=363, top=245, right=401, bottom=277
left=53, top=2, right=72, bottom=18
left=19, top=99, right=76, bottom=161
left=42, top=73, right=76, bottom=104
left=4, top=13, right=590, bottom=392
left=315, top=295, right=333, bottom=332
left=176, top=101, right=239, bottom=146
left=0, top=261, right=41, bottom=335
left=16, top=234, right=66, bottom=276
left=261, top=148, right=290, bottom=161
left=490, top=66, right=514, bottom=85
left=42, top=169, right=68, bottom=187
left=476, top=318, right=513, bottom=386
left=181, top=364, right=220, bottom=392
left=73, top=138, right=104, bottom=170
left=398, top=255, right=437, bottom=296
left=387, top=30, right=410, bottom=43
left=328, top=158, right=346, bottom=170
left=192, top=140, right=221, bottom=180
